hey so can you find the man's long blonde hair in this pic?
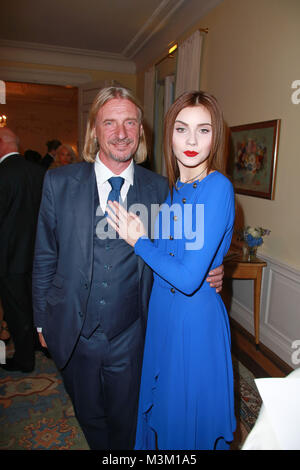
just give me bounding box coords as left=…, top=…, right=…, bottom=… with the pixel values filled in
left=83, top=86, right=147, bottom=163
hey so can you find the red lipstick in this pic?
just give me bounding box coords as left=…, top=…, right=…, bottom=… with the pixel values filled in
left=184, top=151, right=199, bottom=157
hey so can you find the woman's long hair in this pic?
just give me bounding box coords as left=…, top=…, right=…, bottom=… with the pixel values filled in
left=164, top=91, right=225, bottom=197
left=83, top=86, right=147, bottom=164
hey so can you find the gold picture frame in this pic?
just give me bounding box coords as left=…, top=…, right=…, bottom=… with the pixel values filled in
left=227, top=119, right=280, bottom=199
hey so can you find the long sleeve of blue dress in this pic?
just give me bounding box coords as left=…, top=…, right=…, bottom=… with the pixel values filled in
left=134, top=173, right=235, bottom=295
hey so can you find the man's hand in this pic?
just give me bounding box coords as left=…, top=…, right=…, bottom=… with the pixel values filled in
left=38, top=332, right=48, bottom=348
left=206, top=264, right=224, bottom=293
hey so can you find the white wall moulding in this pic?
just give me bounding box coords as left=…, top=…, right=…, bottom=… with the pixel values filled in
left=0, top=40, right=136, bottom=74
left=123, top=0, right=186, bottom=59
left=229, top=254, right=300, bottom=368
left=0, top=66, right=92, bottom=87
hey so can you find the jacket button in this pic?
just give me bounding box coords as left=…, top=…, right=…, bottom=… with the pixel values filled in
left=170, top=288, right=175, bottom=294
left=78, top=311, right=83, bottom=317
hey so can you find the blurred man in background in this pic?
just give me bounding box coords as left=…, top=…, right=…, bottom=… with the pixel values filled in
left=0, top=127, right=45, bottom=372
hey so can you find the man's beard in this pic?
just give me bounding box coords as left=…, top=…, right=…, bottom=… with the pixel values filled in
left=108, top=138, right=136, bottom=162
left=109, top=152, right=133, bottom=163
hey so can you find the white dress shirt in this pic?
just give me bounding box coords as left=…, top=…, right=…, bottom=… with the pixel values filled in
left=0, top=152, right=19, bottom=164
left=94, top=153, right=134, bottom=213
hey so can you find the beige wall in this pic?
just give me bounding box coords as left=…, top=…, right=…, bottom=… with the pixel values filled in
left=200, top=0, right=300, bottom=269
left=138, top=0, right=300, bottom=270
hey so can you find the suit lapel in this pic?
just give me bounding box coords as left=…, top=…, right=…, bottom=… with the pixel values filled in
left=133, top=164, right=157, bottom=280
left=70, top=162, right=95, bottom=282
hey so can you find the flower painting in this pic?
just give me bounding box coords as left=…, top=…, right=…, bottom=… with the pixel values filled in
left=227, top=120, right=280, bottom=199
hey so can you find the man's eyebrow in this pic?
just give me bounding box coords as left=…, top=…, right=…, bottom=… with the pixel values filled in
left=102, top=117, right=139, bottom=122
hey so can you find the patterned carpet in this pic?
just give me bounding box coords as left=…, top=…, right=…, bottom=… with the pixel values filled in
left=0, top=351, right=261, bottom=450
left=0, top=351, right=89, bottom=450
left=231, top=358, right=262, bottom=449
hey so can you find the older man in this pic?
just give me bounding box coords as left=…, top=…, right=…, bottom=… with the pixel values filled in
left=0, top=127, right=45, bottom=372
left=32, top=87, right=223, bottom=450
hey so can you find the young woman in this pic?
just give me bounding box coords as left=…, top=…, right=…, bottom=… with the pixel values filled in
left=106, top=91, right=236, bottom=450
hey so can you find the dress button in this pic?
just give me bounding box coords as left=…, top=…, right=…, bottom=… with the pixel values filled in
left=169, top=235, right=174, bottom=240
left=193, top=182, right=197, bottom=188
left=169, top=252, right=174, bottom=257
left=170, top=288, right=175, bottom=294
left=182, top=198, right=186, bottom=203
left=173, top=215, right=178, bottom=221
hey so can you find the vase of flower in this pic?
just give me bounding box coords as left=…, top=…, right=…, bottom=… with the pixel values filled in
left=237, top=226, right=271, bottom=262
left=245, top=244, right=258, bottom=261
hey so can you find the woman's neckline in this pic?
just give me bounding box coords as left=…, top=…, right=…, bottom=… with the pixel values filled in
left=177, top=169, right=217, bottom=186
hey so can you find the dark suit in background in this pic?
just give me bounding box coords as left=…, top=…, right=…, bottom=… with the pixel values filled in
left=40, top=152, right=54, bottom=169
left=0, top=153, right=45, bottom=371
left=40, top=139, right=61, bottom=170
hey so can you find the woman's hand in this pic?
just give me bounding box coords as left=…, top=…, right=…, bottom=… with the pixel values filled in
left=106, top=201, right=147, bottom=247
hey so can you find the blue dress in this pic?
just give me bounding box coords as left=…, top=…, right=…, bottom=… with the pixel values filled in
left=134, top=171, right=236, bottom=450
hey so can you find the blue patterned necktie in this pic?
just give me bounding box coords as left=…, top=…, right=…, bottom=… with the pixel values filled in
left=107, top=176, right=124, bottom=204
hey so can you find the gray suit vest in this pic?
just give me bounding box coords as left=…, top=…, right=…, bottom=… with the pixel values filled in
left=81, top=182, right=139, bottom=339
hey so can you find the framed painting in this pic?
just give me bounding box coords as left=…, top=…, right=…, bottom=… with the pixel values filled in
left=227, top=119, right=280, bottom=199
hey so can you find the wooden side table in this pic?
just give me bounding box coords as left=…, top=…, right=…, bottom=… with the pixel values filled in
left=224, top=255, right=267, bottom=346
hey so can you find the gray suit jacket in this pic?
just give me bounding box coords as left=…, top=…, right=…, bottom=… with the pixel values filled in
left=32, top=161, right=168, bottom=369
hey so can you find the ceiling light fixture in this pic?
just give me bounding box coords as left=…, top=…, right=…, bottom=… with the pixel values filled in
left=168, top=44, right=178, bottom=55
left=0, top=115, right=7, bottom=127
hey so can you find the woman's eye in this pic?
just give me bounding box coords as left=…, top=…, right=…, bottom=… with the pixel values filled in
left=175, top=127, right=186, bottom=133
left=199, top=127, right=211, bottom=134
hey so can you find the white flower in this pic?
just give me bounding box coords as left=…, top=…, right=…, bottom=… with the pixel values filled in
left=247, top=227, right=261, bottom=238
